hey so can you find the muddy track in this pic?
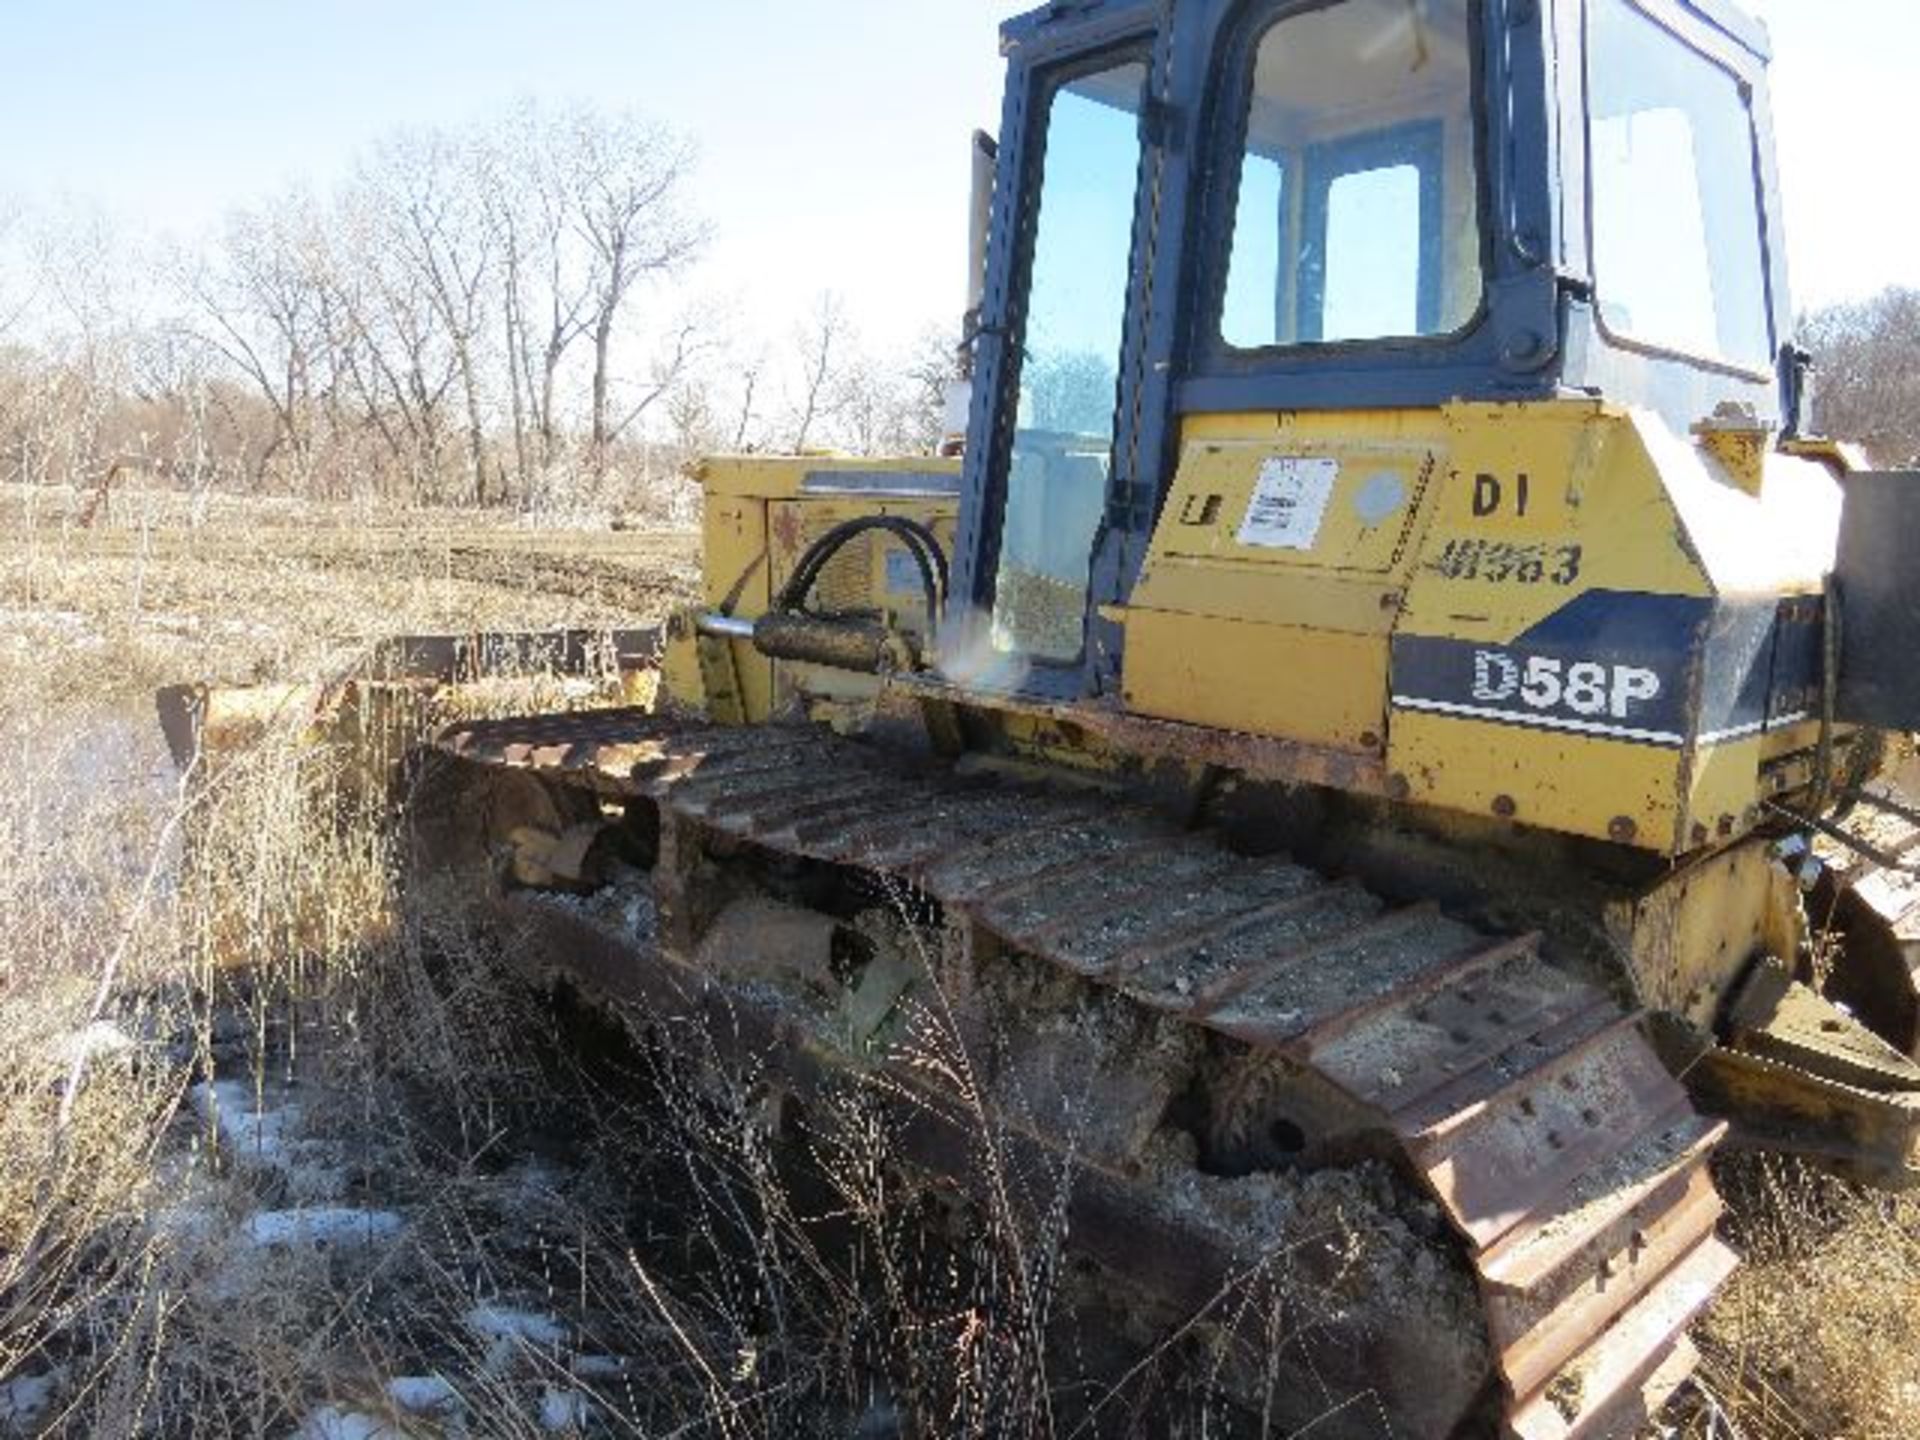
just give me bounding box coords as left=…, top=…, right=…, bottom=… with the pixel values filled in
left=434, top=709, right=1735, bottom=1440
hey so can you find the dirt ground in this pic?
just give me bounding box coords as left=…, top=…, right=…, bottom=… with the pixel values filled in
left=0, top=479, right=1914, bottom=1439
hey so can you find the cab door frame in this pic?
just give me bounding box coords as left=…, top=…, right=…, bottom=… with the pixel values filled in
left=948, top=0, right=1170, bottom=703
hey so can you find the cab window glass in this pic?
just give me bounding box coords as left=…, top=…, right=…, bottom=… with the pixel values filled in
left=989, top=60, right=1147, bottom=666
left=1588, top=0, right=1771, bottom=368
left=1324, top=163, right=1423, bottom=339
left=1222, top=0, right=1482, bottom=349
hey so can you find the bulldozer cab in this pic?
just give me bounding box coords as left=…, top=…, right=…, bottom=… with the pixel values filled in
left=952, top=0, right=1791, bottom=700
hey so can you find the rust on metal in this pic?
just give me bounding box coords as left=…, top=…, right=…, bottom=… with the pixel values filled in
left=889, top=673, right=1391, bottom=795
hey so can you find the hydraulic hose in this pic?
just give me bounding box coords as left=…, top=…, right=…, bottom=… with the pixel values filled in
left=774, top=515, right=948, bottom=626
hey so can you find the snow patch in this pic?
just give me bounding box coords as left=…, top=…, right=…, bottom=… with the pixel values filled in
left=189, top=1080, right=351, bottom=1200
left=292, top=1406, right=402, bottom=1440
left=48, top=1019, right=136, bottom=1069
left=569, top=1353, right=627, bottom=1380
left=192, top=1079, right=298, bottom=1160
left=466, top=1304, right=567, bottom=1375
left=0, top=1372, right=57, bottom=1433
left=538, top=1387, right=591, bottom=1432
left=385, top=1375, right=460, bottom=1414
left=0, top=608, right=91, bottom=638
left=464, top=1304, right=567, bottom=1347
left=148, top=1199, right=221, bottom=1246
left=244, top=1208, right=405, bottom=1251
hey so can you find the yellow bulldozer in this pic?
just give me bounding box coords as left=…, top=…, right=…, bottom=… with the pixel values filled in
left=161, top=0, right=1920, bottom=1435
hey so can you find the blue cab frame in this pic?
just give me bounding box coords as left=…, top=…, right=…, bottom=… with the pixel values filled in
left=947, top=0, right=1792, bottom=704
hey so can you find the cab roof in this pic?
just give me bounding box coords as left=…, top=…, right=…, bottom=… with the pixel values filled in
left=1002, top=0, right=1770, bottom=62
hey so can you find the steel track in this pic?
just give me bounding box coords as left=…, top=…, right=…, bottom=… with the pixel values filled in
left=437, top=709, right=1736, bottom=1440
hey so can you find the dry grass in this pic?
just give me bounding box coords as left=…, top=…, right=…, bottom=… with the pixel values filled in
left=0, top=480, right=1162, bottom=1438
left=3, top=475, right=1915, bottom=1439
left=0, top=482, right=718, bottom=1435
left=0, top=480, right=697, bottom=707
left=1681, top=1157, right=1920, bottom=1440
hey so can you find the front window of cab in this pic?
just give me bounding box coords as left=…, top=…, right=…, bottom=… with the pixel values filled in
left=1222, top=0, right=1484, bottom=349
left=1587, top=0, right=1772, bottom=371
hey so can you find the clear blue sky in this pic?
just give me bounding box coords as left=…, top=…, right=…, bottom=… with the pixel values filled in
left=0, top=0, right=1909, bottom=350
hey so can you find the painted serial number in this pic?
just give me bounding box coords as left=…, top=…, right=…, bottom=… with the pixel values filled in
left=1473, top=650, right=1662, bottom=721
left=1433, top=539, right=1583, bottom=587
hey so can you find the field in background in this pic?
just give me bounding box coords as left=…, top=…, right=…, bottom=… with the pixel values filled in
left=0, top=482, right=698, bottom=706
left=0, top=480, right=1915, bottom=1438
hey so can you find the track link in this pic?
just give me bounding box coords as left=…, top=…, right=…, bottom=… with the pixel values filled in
left=439, top=710, right=1735, bottom=1439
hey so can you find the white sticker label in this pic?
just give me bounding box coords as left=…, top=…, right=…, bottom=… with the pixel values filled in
left=1237, top=457, right=1338, bottom=551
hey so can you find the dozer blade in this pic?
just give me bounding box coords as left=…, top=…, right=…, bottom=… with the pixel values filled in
left=1815, top=786, right=1920, bottom=1057
left=1692, top=956, right=1920, bottom=1187
left=156, top=627, right=665, bottom=779
left=1671, top=785, right=1920, bottom=1188
left=429, top=709, right=1743, bottom=1440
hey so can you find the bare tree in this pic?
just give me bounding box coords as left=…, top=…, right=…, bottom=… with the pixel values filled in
left=0, top=198, right=33, bottom=340
left=1803, top=289, right=1920, bottom=466
left=565, top=109, right=707, bottom=468
left=891, top=324, right=961, bottom=453
left=21, top=201, right=143, bottom=489
left=358, top=129, right=498, bottom=503
left=325, top=188, right=466, bottom=502
left=0, top=98, right=733, bottom=509
left=787, top=291, right=851, bottom=452
left=774, top=313, right=955, bottom=458
left=486, top=102, right=596, bottom=495
left=476, top=102, right=708, bottom=501
left=663, top=378, right=718, bottom=457
left=727, top=349, right=766, bottom=451
left=174, top=194, right=333, bottom=488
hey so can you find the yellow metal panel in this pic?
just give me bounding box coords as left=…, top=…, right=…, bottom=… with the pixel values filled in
left=1126, top=409, right=1449, bottom=753
left=661, top=627, right=704, bottom=711
left=1124, top=610, right=1386, bottom=753
left=1683, top=735, right=1766, bottom=847
left=1155, top=439, right=1437, bottom=574
left=1760, top=717, right=1822, bottom=763
left=1391, top=708, right=1683, bottom=844
left=702, top=497, right=772, bottom=612
left=1126, top=565, right=1402, bottom=634
left=698, top=497, right=775, bottom=722
left=1387, top=403, right=1716, bottom=850
left=1610, top=838, right=1786, bottom=1029
left=1403, top=402, right=1711, bottom=644
left=1178, top=410, right=1451, bottom=446
left=697, top=454, right=960, bottom=500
